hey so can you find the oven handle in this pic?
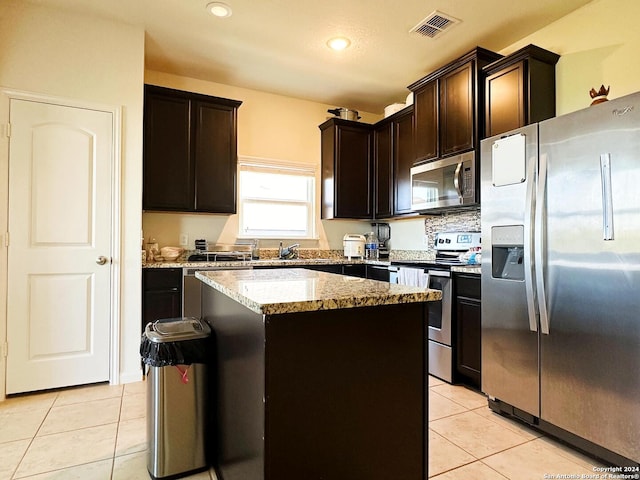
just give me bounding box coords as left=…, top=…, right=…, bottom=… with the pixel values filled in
left=427, top=269, right=451, bottom=278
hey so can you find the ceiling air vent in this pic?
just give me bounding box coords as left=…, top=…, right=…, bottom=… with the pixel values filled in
left=410, top=11, right=460, bottom=39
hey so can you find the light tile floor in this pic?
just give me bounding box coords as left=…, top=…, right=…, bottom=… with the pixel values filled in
left=0, top=377, right=605, bottom=479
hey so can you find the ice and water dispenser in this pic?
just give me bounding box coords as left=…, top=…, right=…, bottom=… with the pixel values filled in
left=491, top=225, right=525, bottom=280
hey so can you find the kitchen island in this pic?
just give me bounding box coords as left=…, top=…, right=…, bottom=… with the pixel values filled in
left=196, top=268, right=441, bottom=480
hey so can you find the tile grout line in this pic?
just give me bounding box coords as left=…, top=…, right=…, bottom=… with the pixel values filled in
left=10, top=392, right=59, bottom=480
left=108, top=387, right=127, bottom=480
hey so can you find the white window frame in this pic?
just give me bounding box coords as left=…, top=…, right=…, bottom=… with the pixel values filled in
left=237, top=156, right=317, bottom=239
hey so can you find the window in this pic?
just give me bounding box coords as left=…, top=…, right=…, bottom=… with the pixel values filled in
left=238, top=157, right=316, bottom=238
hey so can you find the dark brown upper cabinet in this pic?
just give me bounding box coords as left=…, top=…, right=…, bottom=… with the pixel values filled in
left=372, top=106, right=415, bottom=218
left=412, top=79, right=438, bottom=163
left=320, top=118, right=373, bottom=219
left=393, top=107, right=415, bottom=216
left=373, top=119, right=393, bottom=218
left=440, top=62, right=474, bottom=156
left=409, top=47, right=502, bottom=165
left=143, top=85, right=242, bottom=213
left=484, top=44, right=560, bottom=138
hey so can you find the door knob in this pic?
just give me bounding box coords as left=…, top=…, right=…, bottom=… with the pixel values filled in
left=96, top=256, right=109, bottom=265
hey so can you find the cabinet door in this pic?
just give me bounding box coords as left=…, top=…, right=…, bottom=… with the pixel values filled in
left=366, top=265, right=390, bottom=282
left=485, top=61, right=526, bottom=138
left=143, top=90, right=194, bottom=211
left=413, top=80, right=438, bottom=163
left=338, top=125, right=372, bottom=218
left=373, top=122, right=393, bottom=218
left=456, top=297, right=481, bottom=388
left=321, top=121, right=372, bottom=219
left=194, top=101, right=238, bottom=213
left=440, top=62, right=474, bottom=156
left=342, top=264, right=367, bottom=278
left=455, top=274, right=481, bottom=389
left=142, top=268, right=183, bottom=331
left=393, top=109, right=415, bottom=215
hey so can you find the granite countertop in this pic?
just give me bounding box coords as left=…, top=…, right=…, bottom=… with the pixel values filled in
left=144, top=258, right=392, bottom=269
left=145, top=257, right=483, bottom=275
left=196, top=268, right=442, bottom=315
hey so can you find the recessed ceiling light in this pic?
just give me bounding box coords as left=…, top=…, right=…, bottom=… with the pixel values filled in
left=207, top=2, right=232, bottom=18
left=327, top=37, right=351, bottom=51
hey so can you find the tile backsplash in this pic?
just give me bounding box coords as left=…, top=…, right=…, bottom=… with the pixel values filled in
left=423, top=208, right=481, bottom=254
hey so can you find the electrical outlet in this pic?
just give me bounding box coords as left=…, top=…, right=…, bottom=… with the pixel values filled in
left=179, top=234, right=189, bottom=246
left=422, top=234, right=429, bottom=246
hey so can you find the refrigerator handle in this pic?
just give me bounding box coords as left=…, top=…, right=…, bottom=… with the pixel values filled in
left=524, top=153, right=538, bottom=332
left=453, top=161, right=463, bottom=199
left=600, top=154, right=614, bottom=241
left=535, top=153, right=550, bottom=335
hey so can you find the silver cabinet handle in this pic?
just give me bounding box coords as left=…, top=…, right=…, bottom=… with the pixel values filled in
left=96, top=256, right=109, bottom=265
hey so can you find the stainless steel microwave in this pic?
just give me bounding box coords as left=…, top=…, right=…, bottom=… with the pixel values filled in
left=410, top=151, right=476, bottom=212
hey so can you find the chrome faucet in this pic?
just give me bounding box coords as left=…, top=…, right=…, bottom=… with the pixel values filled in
left=279, top=242, right=300, bottom=259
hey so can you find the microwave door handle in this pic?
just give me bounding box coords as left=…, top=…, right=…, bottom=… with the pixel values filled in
left=453, top=162, right=463, bottom=200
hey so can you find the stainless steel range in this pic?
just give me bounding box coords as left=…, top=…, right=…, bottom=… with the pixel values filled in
left=390, top=231, right=481, bottom=383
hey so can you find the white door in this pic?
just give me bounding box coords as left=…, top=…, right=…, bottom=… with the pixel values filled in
left=6, top=99, right=113, bottom=394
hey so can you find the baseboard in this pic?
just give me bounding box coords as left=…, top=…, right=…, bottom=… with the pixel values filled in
left=118, top=370, right=144, bottom=385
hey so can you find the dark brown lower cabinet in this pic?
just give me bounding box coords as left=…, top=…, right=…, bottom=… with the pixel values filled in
left=142, top=268, right=182, bottom=332
left=203, top=286, right=426, bottom=480
left=454, top=273, right=481, bottom=389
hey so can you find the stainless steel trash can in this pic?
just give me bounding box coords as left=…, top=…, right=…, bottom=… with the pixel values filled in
left=141, top=317, right=212, bottom=480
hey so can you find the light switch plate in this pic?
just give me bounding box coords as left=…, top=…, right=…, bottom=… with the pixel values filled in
left=179, top=234, right=188, bottom=246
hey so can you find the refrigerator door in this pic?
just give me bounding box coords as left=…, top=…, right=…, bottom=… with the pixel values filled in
left=480, top=124, right=540, bottom=417
left=539, top=92, right=640, bottom=462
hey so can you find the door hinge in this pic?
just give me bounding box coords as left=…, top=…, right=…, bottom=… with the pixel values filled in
left=4, top=232, right=8, bottom=247
left=2, top=123, right=10, bottom=138
left=1, top=342, right=7, bottom=358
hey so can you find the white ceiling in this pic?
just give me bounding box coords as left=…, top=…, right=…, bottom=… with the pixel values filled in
left=29, top=0, right=593, bottom=113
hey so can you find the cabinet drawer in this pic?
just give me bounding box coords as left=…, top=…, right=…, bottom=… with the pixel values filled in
left=455, top=274, right=480, bottom=299
left=143, top=268, right=182, bottom=291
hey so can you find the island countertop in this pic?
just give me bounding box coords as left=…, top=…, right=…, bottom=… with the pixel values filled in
left=196, top=268, right=441, bottom=315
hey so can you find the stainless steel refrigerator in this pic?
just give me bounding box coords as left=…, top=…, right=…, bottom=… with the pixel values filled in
left=480, top=91, right=640, bottom=466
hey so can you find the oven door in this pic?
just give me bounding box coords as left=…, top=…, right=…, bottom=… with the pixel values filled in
left=426, top=270, right=452, bottom=345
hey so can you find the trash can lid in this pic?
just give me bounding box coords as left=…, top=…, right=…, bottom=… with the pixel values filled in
left=144, top=317, right=211, bottom=343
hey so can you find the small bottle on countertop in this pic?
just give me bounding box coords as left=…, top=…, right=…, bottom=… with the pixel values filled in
left=365, top=232, right=379, bottom=260
left=146, top=238, right=159, bottom=262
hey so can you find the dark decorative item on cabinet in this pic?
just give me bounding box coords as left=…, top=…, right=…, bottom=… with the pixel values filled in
left=589, top=84, right=610, bottom=106
left=484, top=44, right=560, bottom=137
left=319, top=118, right=373, bottom=219
left=142, top=268, right=182, bottom=332
left=409, top=47, right=502, bottom=165
left=454, top=273, right=481, bottom=389
left=143, top=85, right=242, bottom=213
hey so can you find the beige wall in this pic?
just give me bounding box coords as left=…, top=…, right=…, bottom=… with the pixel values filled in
left=0, top=1, right=145, bottom=384
left=143, top=70, right=382, bottom=251
left=502, top=0, right=640, bottom=115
